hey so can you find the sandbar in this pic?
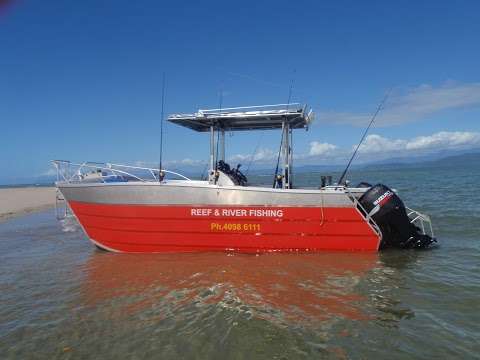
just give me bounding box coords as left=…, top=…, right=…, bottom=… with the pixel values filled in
left=0, top=187, right=57, bottom=222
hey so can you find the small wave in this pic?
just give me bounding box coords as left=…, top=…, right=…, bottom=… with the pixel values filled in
left=60, top=215, right=81, bottom=233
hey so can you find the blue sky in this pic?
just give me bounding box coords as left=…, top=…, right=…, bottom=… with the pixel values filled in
left=1, top=0, right=480, bottom=183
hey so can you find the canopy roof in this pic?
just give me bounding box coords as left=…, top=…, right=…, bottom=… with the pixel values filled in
left=168, top=103, right=314, bottom=132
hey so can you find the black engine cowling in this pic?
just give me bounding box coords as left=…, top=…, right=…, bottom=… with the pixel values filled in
left=358, top=184, right=435, bottom=249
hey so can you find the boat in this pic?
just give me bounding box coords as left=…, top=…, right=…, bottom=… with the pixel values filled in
left=53, top=103, right=435, bottom=253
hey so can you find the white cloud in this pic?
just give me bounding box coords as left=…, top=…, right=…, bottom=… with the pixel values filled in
left=358, top=131, right=480, bottom=154
left=40, top=168, right=57, bottom=177
left=405, top=131, right=480, bottom=151
left=166, top=158, right=207, bottom=167
left=229, top=148, right=275, bottom=163
left=309, top=141, right=338, bottom=156
left=134, top=159, right=207, bottom=168
left=134, top=160, right=156, bottom=167
left=161, top=131, right=480, bottom=167
left=180, top=158, right=207, bottom=166
left=319, top=82, right=480, bottom=127
left=357, top=134, right=407, bottom=153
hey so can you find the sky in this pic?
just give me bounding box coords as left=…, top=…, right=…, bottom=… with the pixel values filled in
left=1, top=0, right=480, bottom=183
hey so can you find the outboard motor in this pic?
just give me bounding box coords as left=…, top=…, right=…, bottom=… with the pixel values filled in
left=358, top=184, right=436, bottom=249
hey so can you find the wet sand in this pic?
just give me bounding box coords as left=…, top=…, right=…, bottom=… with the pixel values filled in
left=0, top=187, right=56, bottom=222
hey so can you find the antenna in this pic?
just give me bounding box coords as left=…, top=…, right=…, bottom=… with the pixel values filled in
left=218, top=85, right=223, bottom=110
left=337, top=89, right=391, bottom=186
left=286, top=70, right=295, bottom=105
left=159, top=72, right=166, bottom=181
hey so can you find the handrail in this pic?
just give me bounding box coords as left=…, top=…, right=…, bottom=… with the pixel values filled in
left=199, top=103, right=302, bottom=113
left=344, top=186, right=383, bottom=239
left=345, top=187, right=434, bottom=240
left=52, top=160, right=192, bottom=184
left=166, top=104, right=305, bottom=119
left=406, top=206, right=435, bottom=238
left=107, top=163, right=191, bottom=181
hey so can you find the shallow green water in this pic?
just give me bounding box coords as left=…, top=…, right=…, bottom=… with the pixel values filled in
left=1, top=163, right=479, bottom=359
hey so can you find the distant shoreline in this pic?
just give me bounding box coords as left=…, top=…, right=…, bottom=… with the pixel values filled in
left=0, top=183, right=54, bottom=189
left=0, top=187, right=57, bottom=222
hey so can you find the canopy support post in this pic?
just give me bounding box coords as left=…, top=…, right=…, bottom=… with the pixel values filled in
left=210, top=125, right=215, bottom=172
left=289, top=128, right=293, bottom=188
left=282, top=121, right=290, bottom=189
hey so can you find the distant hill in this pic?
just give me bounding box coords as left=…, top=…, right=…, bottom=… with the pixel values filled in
left=422, top=151, right=480, bottom=167
left=2, top=151, right=479, bottom=186
left=361, top=150, right=480, bottom=171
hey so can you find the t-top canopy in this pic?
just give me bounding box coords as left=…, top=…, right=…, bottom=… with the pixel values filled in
left=168, top=103, right=314, bottom=132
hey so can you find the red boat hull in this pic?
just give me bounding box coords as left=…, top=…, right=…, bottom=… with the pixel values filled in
left=69, top=201, right=381, bottom=252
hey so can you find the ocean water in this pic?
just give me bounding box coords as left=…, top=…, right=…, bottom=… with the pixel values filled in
left=0, top=163, right=479, bottom=359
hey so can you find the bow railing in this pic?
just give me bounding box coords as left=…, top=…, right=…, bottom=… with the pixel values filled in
left=52, top=160, right=191, bottom=184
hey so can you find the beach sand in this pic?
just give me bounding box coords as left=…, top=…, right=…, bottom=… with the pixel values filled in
left=0, top=187, right=57, bottom=222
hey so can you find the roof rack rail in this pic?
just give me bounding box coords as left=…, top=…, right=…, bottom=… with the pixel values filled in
left=168, top=103, right=314, bottom=132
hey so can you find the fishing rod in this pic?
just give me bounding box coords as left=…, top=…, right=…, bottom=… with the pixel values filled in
left=200, top=162, right=208, bottom=180
left=245, top=131, right=264, bottom=176
left=214, top=88, right=223, bottom=171
left=159, top=72, right=166, bottom=182
left=211, top=86, right=225, bottom=185
left=272, top=129, right=285, bottom=188
left=337, top=89, right=391, bottom=186
left=273, top=70, right=295, bottom=188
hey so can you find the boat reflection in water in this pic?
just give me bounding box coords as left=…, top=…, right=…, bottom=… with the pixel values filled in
left=81, top=252, right=379, bottom=327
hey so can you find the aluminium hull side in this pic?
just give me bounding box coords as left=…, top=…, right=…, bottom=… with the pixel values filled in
left=58, top=182, right=381, bottom=253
